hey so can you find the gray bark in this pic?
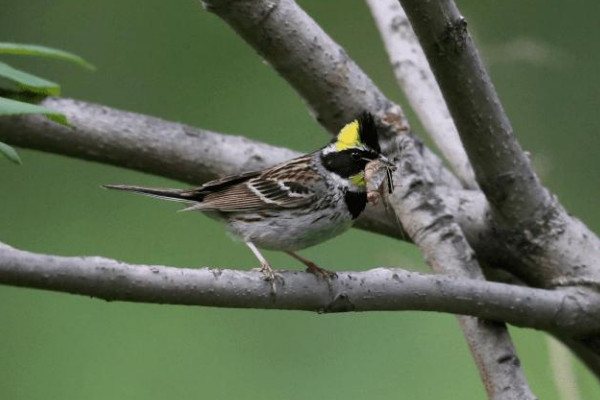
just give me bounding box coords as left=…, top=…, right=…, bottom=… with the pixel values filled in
left=0, top=97, right=513, bottom=280
left=398, top=0, right=600, bottom=289
left=389, top=136, right=534, bottom=400
left=0, top=97, right=484, bottom=244
left=201, top=0, right=462, bottom=190
left=0, top=0, right=599, bottom=393
left=1, top=241, right=599, bottom=337
left=366, top=0, right=477, bottom=189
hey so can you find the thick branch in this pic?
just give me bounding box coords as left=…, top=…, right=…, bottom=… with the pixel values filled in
left=389, top=136, right=534, bottom=399
left=2, top=96, right=577, bottom=286
left=397, top=0, right=547, bottom=223
left=201, top=0, right=462, bottom=190
left=1, top=242, right=599, bottom=337
left=203, top=0, right=405, bottom=135
left=0, top=97, right=490, bottom=243
left=398, top=0, right=600, bottom=290
left=0, top=97, right=299, bottom=184
left=200, top=0, right=600, bottom=291
left=366, top=0, right=477, bottom=189
left=393, top=1, right=600, bottom=371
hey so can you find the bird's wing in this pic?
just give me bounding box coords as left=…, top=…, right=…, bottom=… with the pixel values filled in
left=195, top=170, right=262, bottom=193
left=106, top=156, right=318, bottom=213
left=189, top=176, right=316, bottom=212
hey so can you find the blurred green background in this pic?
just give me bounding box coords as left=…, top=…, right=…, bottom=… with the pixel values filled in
left=1, top=0, right=599, bottom=399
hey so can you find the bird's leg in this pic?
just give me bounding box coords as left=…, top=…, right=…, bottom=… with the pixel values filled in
left=245, top=242, right=278, bottom=283
left=285, top=251, right=337, bottom=278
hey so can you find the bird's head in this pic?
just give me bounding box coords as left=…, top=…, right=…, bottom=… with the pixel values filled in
left=320, top=112, right=391, bottom=188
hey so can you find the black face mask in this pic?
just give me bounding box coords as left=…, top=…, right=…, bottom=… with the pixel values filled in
left=320, top=148, right=379, bottom=178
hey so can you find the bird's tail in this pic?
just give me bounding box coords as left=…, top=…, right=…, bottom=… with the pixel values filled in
left=103, top=184, right=201, bottom=203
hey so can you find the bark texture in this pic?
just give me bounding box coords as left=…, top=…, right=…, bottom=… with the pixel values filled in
left=398, top=0, right=600, bottom=288
left=1, top=241, right=599, bottom=337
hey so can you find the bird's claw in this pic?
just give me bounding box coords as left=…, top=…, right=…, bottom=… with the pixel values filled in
left=252, top=263, right=283, bottom=295
left=305, top=264, right=337, bottom=279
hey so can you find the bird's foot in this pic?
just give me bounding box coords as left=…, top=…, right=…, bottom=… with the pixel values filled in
left=251, top=263, right=283, bottom=294
left=285, top=251, right=337, bottom=279
left=251, top=262, right=277, bottom=280
left=305, top=263, right=337, bottom=279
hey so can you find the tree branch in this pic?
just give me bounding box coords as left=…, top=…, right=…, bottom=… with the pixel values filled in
left=201, top=0, right=463, bottom=190
left=0, top=0, right=598, bottom=390
left=0, top=97, right=494, bottom=245
left=1, top=96, right=584, bottom=288
left=389, top=136, right=534, bottom=399
left=1, top=241, right=599, bottom=337
left=0, top=97, right=299, bottom=184
left=557, top=336, right=600, bottom=382
left=201, top=0, right=600, bottom=292
left=397, top=0, right=600, bottom=288
left=366, top=0, right=477, bottom=189
left=397, top=0, right=547, bottom=222
left=202, top=0, right=406, bottom=135
left=395, top=0, right=600, bottom=373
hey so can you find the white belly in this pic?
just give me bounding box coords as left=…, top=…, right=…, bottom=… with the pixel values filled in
left=225, top=207, right=353, bottom=251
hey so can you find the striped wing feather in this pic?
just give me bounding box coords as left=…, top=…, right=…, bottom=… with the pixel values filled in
left=106, top=155, right=316, bottom=213
left=190, top=154, right=317, bottom=212
left=197, top=177, right=315, bottom=212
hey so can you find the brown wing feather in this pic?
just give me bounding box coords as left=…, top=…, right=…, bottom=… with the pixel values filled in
left=197, top=170, right=262, bottom=191
left=107, top=155, right=317, bottom=213
left=175, top=170, right=262, bottom=201
left=199, top=183, right=272, bottom=211
left=189, top=155, right=317, bottom=212
left=196, top=177, right=315, bottom=212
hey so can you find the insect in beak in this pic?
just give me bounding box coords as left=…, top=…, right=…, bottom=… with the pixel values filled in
left=378, top=155, right=396, bottom=194
left=365, top=156, right=397, bottom=205
left=385, top=163, right=395, bottom=194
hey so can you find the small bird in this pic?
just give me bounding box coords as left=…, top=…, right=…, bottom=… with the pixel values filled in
left=105, top=112, right=392, bottom=279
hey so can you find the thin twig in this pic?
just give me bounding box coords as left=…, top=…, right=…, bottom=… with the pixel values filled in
left=547, top=336, right=582, bottom=400
left=557, top=336, right=600, bottom=383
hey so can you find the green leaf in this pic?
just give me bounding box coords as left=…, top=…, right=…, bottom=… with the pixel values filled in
left=0, top=141, right=22, bottom=164
left=0, top=61, right=60, bottom=95
left=0, top=96, right=68, bottom=126
left=0, top=42, right=95, bottom=70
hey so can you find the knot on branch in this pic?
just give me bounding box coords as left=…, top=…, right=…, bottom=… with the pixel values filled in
left=438, top=16, right=468, bottom=56
left=496, top=202, right=563, bottom=251
left=496, top=353, right=521, bottom=367
left=324, top=292, right=356, bottom=313
left=390, top=14, right=411, bottom=35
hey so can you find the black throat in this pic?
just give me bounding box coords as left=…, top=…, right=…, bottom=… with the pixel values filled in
left=344, top=190, right=367, bottom=219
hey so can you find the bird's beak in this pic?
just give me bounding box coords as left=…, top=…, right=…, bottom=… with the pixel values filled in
left=361, top=154, right=396, bottom=169
left=378, top=154, right=396, bottom=169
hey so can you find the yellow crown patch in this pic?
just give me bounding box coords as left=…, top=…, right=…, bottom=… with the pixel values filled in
left=335, top=120, right=361, bottom=151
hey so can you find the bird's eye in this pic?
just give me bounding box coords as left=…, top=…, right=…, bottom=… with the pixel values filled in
left=351, top=151, right=361, bottom=160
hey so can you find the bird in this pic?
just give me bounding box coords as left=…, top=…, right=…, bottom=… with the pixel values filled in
left=104, top=112, right=393, bottom=280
